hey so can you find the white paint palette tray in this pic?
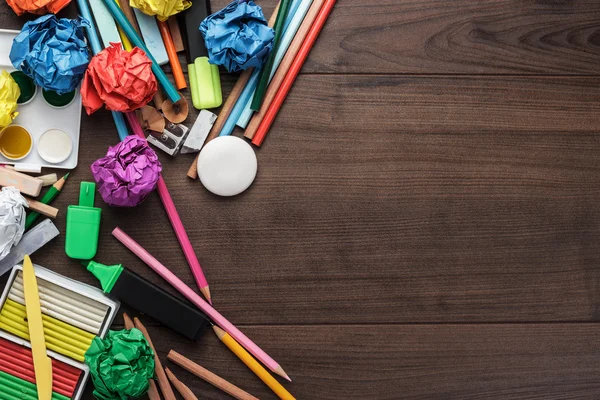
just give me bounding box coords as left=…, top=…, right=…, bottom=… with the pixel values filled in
left=0, top=29, right=82, bottom=170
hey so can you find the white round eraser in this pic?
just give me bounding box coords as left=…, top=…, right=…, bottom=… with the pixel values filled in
left=197, top=136, right=258, bottom=196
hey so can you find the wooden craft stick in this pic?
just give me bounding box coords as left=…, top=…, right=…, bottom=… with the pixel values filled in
left=165, top=368, right=197, bottom=400
left=167, top=17, right=184, bottom=53
left=244, top=0, right=325, bottom=140
left=134, top=318, right=176, bottom=400
left=167, top=351, right=259, bottom=400
left=186, top=1, right=282, bottom=179
left=122, top=314, right=160, bottom=400
left=23, top=198, right=58, bottom=219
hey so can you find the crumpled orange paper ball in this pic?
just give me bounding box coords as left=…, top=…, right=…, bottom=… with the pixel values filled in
left=81, top=43, right=157, bottom=114
left=6, top=0, right=70, bottom=15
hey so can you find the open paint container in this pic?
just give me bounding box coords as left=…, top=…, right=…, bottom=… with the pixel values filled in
left=0, top=29, right=81, bottom=170
left=0, top=264, right=120, bottom=400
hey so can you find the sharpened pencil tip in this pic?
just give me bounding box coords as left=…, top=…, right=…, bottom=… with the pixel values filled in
left=275, top=366, right=291, bottom=382
left=200, top=286, right=212, bottom=304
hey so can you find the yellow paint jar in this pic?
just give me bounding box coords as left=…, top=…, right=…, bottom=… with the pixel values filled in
left=0, top=125, right=32, bottom=160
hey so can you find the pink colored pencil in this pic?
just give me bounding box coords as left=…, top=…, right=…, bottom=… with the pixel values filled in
left=111, top=227, right=290, bottom=382
left=125, top=112, right=212, bottom=304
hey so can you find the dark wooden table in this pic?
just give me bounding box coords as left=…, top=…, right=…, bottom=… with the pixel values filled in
left=2, top=1, right=600, bottom=399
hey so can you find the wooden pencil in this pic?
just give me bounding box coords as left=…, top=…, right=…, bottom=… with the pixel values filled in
left=123, top=314, right=161, bottom=400
left=134, top=318, right=176, bottom=400
left=165, top=368, right=197, bottom=400
left=186, top=1, right=282, bottom=179
left=244, top=0, right=325, bottom=140
left=213, top=326, right=295, bottom=400
left=167, top=351, right=259, bottom=400
left=252, top=0, right=337, bottom=146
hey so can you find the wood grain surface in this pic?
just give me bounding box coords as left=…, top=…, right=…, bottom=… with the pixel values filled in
left=1, top=0, right=599, bottom=399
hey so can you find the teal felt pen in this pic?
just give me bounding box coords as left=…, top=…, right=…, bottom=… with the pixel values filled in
left=179, top=0, right=222, bottom=109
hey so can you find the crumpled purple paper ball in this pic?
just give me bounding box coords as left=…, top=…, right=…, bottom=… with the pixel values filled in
left=91, top=136, right=162, bottom=207
left=10, top=15, right=90, bottom=95
left=200, top=0, right=274, bottom=73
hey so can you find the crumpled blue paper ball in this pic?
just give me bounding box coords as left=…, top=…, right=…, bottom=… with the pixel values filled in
left=200, top=0, right=274, bottom=73
left=10, top=15, right=91, bottom=95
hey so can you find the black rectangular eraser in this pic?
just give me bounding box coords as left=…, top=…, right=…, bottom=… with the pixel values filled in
left=112, top=268, right=209, bottom=340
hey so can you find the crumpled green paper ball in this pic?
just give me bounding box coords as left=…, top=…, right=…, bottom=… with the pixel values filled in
left=84, top=329, right=155, bottom=400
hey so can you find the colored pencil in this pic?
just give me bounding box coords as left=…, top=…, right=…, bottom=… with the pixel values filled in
left=101, top=0, right=181, bottom=103
left=236, top=0, right=312, bottom=129
left=252, top=0, right=337, bottom=146
left=25, top=173, right=69, bottom=230
left=157, top=20, right=186, bottom=90
left=167, top=351, right=259, bottom=400
left=244, top=0, right=324, bottom=140
left=76, top=0, right=130, bottom=140
left=134, top=318, right=176, bottom=400
left=185, top=1, right=282, bottom=179
left=122, top=314, right=161, bottom=400
left=213, top=325, right=295, bottom=400
left=124, top=112, right=212, bottom=303
left=251, top=0, right=293, bottom=110
left=112, top=227, right=290, bottom=381
left=165, top=368, right=197, bottom=400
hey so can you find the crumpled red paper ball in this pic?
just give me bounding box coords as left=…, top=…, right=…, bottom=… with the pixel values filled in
left=6, top=0, right=70, bottom=15
left=81, top=43, right=157, bottom=114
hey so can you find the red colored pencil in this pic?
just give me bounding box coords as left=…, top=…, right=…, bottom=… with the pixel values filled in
left=251, top=0, right=337, bottom=147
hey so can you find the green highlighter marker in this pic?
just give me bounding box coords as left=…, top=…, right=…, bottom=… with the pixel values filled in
left=179, top=0, right=222, bottom=110
left=65, top=182, right=101, bottom=260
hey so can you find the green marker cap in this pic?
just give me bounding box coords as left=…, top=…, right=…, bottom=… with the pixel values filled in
left=86, top=260, right=123, bottom=293
left=65, top=182, right=102, bottom=260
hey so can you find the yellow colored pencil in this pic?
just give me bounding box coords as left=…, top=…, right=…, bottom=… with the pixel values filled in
left=212, top=326, right=295, bottom=400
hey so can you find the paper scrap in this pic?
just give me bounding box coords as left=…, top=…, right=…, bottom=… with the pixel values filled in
left=91, top=136, right=162, bottom=207
left=9, top=15, right=90, bottom=95
left=6, top=0, right=70, bottom=16
left=200, top=0, right=274, bottom=72
left=0, top=187, right=27, bottom=262
left=130, top=0, right=190, bottom=21
left=84, top=329, right=155, bottom=400
left=0, top=71, right=20, bottom=129
left=81, top=43, right=157, bottom=114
